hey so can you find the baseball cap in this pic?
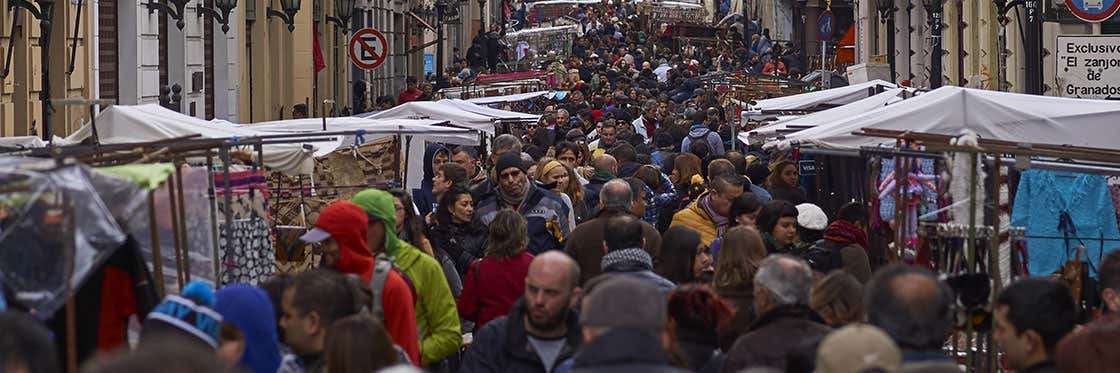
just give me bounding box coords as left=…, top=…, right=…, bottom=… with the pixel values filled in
left=299, top=227, right=332, bottom=243
left=815, top=324, right=902, bottom=373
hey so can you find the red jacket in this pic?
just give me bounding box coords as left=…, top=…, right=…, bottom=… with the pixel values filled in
left=316, top=201, right=420, bottom=365
left=457, top=252, right=535, bottom=329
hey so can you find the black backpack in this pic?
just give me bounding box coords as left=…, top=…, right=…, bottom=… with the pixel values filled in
left=802, top=240, right=845, bottom=274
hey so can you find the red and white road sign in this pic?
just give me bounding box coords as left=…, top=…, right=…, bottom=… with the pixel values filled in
left=349, top=28, right=388, bottom=70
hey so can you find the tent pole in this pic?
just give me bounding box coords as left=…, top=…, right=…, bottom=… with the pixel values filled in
left=220, top=144, right=235, bottom=284
left=149, top=189, right=166, bottom=297
left=167, top=170, right=185, bottom=290
left=63, top=192, right=77, bottom=373
left=175, top=160, right=191, bottom=282
left=206, top=154, right=221, bottom=282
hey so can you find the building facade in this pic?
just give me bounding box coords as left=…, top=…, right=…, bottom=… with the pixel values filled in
left=2, top=0, right=480, bottom=138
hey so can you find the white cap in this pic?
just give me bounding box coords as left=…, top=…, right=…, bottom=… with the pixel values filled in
left=796, top=203, right=828, bottom=231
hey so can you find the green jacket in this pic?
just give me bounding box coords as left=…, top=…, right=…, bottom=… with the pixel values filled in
left=353, top=189, right=462, bottom=365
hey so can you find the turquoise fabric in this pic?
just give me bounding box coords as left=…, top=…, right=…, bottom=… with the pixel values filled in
left=1011, top=170, right=1120, bottom=277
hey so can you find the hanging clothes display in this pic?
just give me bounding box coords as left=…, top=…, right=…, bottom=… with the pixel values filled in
left=1011, top=170, right=1120, bottom=277
left=215, top=169, right=275, bottom=285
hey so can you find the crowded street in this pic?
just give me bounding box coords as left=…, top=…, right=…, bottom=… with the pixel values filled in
left=2, top=0, right=1120, bottom=372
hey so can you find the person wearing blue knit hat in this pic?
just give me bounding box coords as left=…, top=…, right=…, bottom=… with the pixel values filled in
left=214, top=284, right=283, bottom=373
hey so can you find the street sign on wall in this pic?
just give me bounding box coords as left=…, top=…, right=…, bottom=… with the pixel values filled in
left=1056, top=35, right=1120, bottom=99
left=1064, top=0, right=1120, bottom=22
left=349, top=28, right=389, bottom=70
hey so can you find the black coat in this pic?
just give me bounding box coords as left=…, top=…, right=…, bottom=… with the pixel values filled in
left=460, top=299, right=582, bottom=373
left=570, top=328, right=692, bottom=373
left=722, top=304, right=831, bottom=373
left=429, top=220, right=489, bottom=279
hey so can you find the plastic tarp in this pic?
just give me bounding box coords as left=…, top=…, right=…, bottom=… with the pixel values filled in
left=465, top=91, right=551, bottom=104
left=65, top=104, right=318, bottom=175
left=751, top=79, right=897, bottom=111
left=440, top=99, right=541, bottom=122
left=769, top=86, right=1120, bottom=150
left=742, top=88, right=909, bottom=145
left=0, top=158, right=127, bottom=316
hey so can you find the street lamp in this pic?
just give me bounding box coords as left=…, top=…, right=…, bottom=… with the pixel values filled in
left=922, top=0, right=945, bottom=88
left=875, top=0, right=896, bottom=83
left=197, top=0, right=239, bottom=33
left=268, top=0, right=301, bottom=32
left=435, top=0, right=454, bottom=80
left=145, top=0, right=191, bottom=30
left=326, top=0, right=355, bottom=28
left=8, top=0, right=56, bottom=141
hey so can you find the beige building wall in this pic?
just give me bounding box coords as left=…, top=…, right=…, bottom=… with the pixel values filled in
left=1, top=0, right=97, bottom=138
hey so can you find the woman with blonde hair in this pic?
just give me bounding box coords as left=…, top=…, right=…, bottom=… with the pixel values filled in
left=534, top=158, right=587, bottom=224
left=809, top=271, right=865, bottom=327
left=711, top=226, right=769, bottom=350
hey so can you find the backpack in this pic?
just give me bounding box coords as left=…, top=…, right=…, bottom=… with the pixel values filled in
left=802, top=240, right=845, bottom=274
left=369, top=254, right=416, bottom=320
left=688, top=129, right=713, bottom=142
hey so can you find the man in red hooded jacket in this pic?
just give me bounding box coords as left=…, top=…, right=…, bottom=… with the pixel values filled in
left=300, top=200, right=421, bottom=365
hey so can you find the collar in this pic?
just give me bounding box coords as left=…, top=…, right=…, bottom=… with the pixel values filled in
left=505, top=298, right=582, bottom=363
left=1020, top=360, right=1056, bottom=373
left=748, top=304, right=824, bottom=332
left=601, top=248, right=654, bottom=272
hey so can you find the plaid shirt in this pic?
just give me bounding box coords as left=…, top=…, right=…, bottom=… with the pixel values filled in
left=644, top=172, right=677, bottom=226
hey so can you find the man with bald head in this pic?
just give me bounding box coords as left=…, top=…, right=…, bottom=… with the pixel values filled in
left=461, top=252, right=583, bottom=373
left=567, top=179, right=662, bottom=285
left=865, top=264, right=959, bottom=372
left=583, top=155, right=618, bottom=212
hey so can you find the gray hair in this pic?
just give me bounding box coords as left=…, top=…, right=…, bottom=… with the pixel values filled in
left=492, top=134, right=523, bottom=156
left=754, top=254, right=813, bottom=306
left=644, top=99, right=659, bottom=111
left=600, top=179, right=633, bottom=210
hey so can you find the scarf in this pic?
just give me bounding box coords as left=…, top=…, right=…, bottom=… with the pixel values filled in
left=499, top=181, right=529, bottom=209
left=601, top=248, right=654, bottom=272
left=699, top=194, right=730, bottom=236
left=823, top=220, right=870, bottom=250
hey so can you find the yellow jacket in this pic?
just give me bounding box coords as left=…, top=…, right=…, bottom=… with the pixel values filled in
left=670, top=199, right=719, bottom=246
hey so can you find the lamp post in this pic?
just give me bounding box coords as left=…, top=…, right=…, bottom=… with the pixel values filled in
left=922, top=0, right=944, bottom=88
left=197, top=0, right=238, bottom=33
left=268, top=0, right=301, bottom=32
left=875, top=0, right=896, bottom=83
left=145, top=0, right=191, bottom=30
left=326, top=0, right=355, bottom=117
left=8, top=0, right=56, bottom=141
left=435, top=0, right=452, bottom=80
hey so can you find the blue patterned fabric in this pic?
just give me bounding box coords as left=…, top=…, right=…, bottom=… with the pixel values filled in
left=1011, top=170, right=1120, bottom=277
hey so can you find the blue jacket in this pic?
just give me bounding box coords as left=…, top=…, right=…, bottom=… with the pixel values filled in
left=1011, top=170, right=1120, bottom=277
left=477, top=184, right=571, bottom=254
left=214, top=285, right=282, bottom=373
left=681, top=125, right=726, bottom=157
left=413, top=143, right=449, bottom=217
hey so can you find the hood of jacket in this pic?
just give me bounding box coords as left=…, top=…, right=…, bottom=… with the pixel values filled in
left=317, top=201, right=374, bottom=281
left=214, top=285, right=282, bottom=373
left=351, top=189, right=401, bottom=257
left=422, top=143, right=450, bottom=188
left=687, top=125, right=712, bottom=138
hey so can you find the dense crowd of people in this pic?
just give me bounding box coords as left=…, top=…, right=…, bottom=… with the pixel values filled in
left=2, top=2, right=1118, bottom=373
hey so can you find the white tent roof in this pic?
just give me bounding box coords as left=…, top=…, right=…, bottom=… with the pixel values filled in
left=742, top=88, right=910, bottom=145
left=440, top=99, right=540, bottom=122
left=238, top=117, right=479, bottom=157
left=465, top=90, right=550, bottom=104
left=769, top=86, right=1120, bottom=150
left=752, top=80, right=897, bottom=111
left=362, top=101, right=499, bottom=134
left=66, top=104, right=320, bottom=174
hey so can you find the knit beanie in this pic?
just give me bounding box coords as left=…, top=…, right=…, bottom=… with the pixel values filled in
left=142, top=281, right=223, bottom=348
left=495, top=152, right=526, bottom=174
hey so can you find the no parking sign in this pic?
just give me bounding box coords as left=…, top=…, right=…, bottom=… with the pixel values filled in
left=349, top=28, right=389, bottom=70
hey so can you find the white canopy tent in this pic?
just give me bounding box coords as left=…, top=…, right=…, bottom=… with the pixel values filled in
left=741, top=88, right=911, bottom=145
left=766, top=86, right=1120, bottom=151
left=465, top=91, right=550, bottom=104
left=751, top=79, right=897, bottom=111
left=440, top=99, right=540, bottom=122
left=361, top=101, right=499, bottom=134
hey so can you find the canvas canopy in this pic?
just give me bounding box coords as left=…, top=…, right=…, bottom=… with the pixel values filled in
left=767, top=86, right=1120, bottom=151
left=362, top=101, right=499, bottom=134
left=741, top=88, right=910, bottom=145
left=440, top=99, right=540, bottom=122
left=751, top=79, right=897, bottom=111
left=238, top=117, right=480, bottom=157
